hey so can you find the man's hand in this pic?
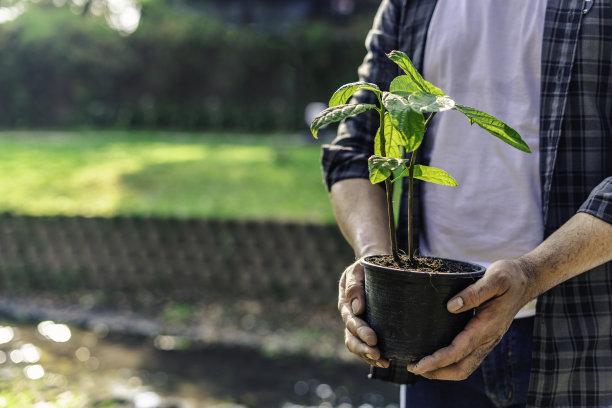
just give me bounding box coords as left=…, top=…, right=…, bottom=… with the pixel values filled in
left=406, top=259, right=533, bottom=380
left=406, top=212, right=612, bottom=380
left=338, top=260, right=390, bottom=368
left=329, top=178, right=392, bottom=367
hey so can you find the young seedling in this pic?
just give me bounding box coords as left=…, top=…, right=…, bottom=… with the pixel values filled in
left=311, top=51, right=530, bottom=267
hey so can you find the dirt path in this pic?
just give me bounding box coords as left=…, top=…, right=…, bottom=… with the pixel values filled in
left=0, top=297, right=401, bottom=407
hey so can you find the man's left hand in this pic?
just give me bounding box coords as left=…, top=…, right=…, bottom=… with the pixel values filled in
left=406, top=258, right=534, bottom=380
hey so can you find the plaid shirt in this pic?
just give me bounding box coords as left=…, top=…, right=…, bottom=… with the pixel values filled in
left=321, top=1, right=612, bottom=406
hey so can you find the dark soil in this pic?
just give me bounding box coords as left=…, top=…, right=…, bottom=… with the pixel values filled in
left=365, top=254, right=481, bottom=273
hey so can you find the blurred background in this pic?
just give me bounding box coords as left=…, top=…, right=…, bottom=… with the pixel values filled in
left=0, top=0, right=401, bottom=407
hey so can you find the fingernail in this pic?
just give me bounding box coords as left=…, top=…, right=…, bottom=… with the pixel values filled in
left=447, top=296, right=464, bottom=312
left=376, top=362, right=384, bottom=368
left=407, top=363, right=422, bottom=374
left=366, top=354, right=375, bottom=360
left=352, top=299, right=361, bottom=314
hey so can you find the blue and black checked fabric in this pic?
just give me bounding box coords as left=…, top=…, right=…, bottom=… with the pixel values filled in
left=530, top=2, right=612, bottom=406
left=321, top=0, right=612, bottom=406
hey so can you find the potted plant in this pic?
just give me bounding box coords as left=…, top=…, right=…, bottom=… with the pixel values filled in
left=310, top=51, right=531, bottom=365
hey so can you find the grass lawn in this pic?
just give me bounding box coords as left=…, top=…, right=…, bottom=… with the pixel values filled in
left=0, top=130, right=335, bottom=223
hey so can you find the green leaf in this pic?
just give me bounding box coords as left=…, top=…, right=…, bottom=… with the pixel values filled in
left=375, top=112, right=405, bottom=158
left=329, top=81, right=381, bottom=107
left=310, top=103, right=377, bottom=139
left=414, top=165, right=458, bottom=186
left=382, top=92, right=425, bottom=152
left=395, top=164, right=458, bottom=186
left=386, top=51, right=445, bottom=96
left=390, top=75, right=425, bottom=95
left=408, top=92, right=454, bottom=112
left=396, top=91, right=455, bottom=113
left=454, top=105, right=531, bottom=153
left=367, top=155, right=407, bottom=184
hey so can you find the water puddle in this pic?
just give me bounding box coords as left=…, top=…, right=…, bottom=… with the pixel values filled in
left=0, top=319, right=399, bottom=407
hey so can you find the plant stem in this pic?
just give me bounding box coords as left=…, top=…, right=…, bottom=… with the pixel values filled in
left=407, top=112, right=437, bottom=263
left=385, top=178, right=401, bottom=265
left=407, top=148, right=417, bottom=263
left=379, top=106, right=401, bottom=266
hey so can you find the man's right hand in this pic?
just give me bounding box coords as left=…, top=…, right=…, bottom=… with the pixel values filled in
left=338, top=260, right=390, bottom=368
left=330, top=178, right=392, bottom=368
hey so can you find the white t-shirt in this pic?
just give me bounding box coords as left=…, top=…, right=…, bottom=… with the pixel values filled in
left=420, top=0, right=547, bottom=318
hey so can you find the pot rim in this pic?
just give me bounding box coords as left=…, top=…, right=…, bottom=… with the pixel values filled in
left=360, top=254, right=486, bottom=279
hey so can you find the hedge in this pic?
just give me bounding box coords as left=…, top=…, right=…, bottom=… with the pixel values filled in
left=0, top=1, right=373, bottom=131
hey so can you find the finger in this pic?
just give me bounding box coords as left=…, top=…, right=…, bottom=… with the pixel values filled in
left=407, top=315, right=501, bottom=374
left=345, top=329, right=389, bottom=368
left=344, top=262, right=366, bottom=315
left=345, top=328, right=378, bottom=359
left=418, top=342, right=496, bottom=381
left=339, top=300, right=378, bottom=346
left=447, top=269, right=509, bottom=314
left=338, top=262, right=378, bottom=346
left=337, top=267, right=348, bottom=311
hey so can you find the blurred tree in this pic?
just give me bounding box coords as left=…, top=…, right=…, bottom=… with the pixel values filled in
left=0, top=0, right=374, bottom=131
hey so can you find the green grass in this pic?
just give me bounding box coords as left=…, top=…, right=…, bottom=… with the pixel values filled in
left=0, top=130, right=335, bottom=223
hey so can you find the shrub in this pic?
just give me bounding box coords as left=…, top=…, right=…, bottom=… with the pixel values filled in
left=0, top=1, right=371, bottom=131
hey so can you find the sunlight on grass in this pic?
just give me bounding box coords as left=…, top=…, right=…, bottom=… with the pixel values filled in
left=0, top=131, right=334, bottom=223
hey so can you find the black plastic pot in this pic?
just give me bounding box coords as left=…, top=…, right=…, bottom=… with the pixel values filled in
left=361, top=255, right=485, bottom=364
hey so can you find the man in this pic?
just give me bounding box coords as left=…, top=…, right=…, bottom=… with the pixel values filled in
left=322, top=1, right=612, bottom=407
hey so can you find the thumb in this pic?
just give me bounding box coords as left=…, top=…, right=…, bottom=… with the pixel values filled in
left=446, top=273, right=501, bottom=314
left=344, top=261, right=366, bottom=315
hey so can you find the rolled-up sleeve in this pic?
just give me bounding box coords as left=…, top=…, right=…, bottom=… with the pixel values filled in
left=321, top=0, right=401, bottom=191
left=577, top=177, right=612, bottom=224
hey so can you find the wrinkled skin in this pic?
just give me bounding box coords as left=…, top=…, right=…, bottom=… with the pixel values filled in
left=338, top=212, right=612, bottom=380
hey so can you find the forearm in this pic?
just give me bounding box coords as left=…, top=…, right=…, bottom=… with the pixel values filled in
left=330, top=178, right=391, bottom=258
left=406, top=212, right=612, bottom=380
left=519, top=212, right=612, bottom=301
left=333, top=178, right=392, bottom=368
